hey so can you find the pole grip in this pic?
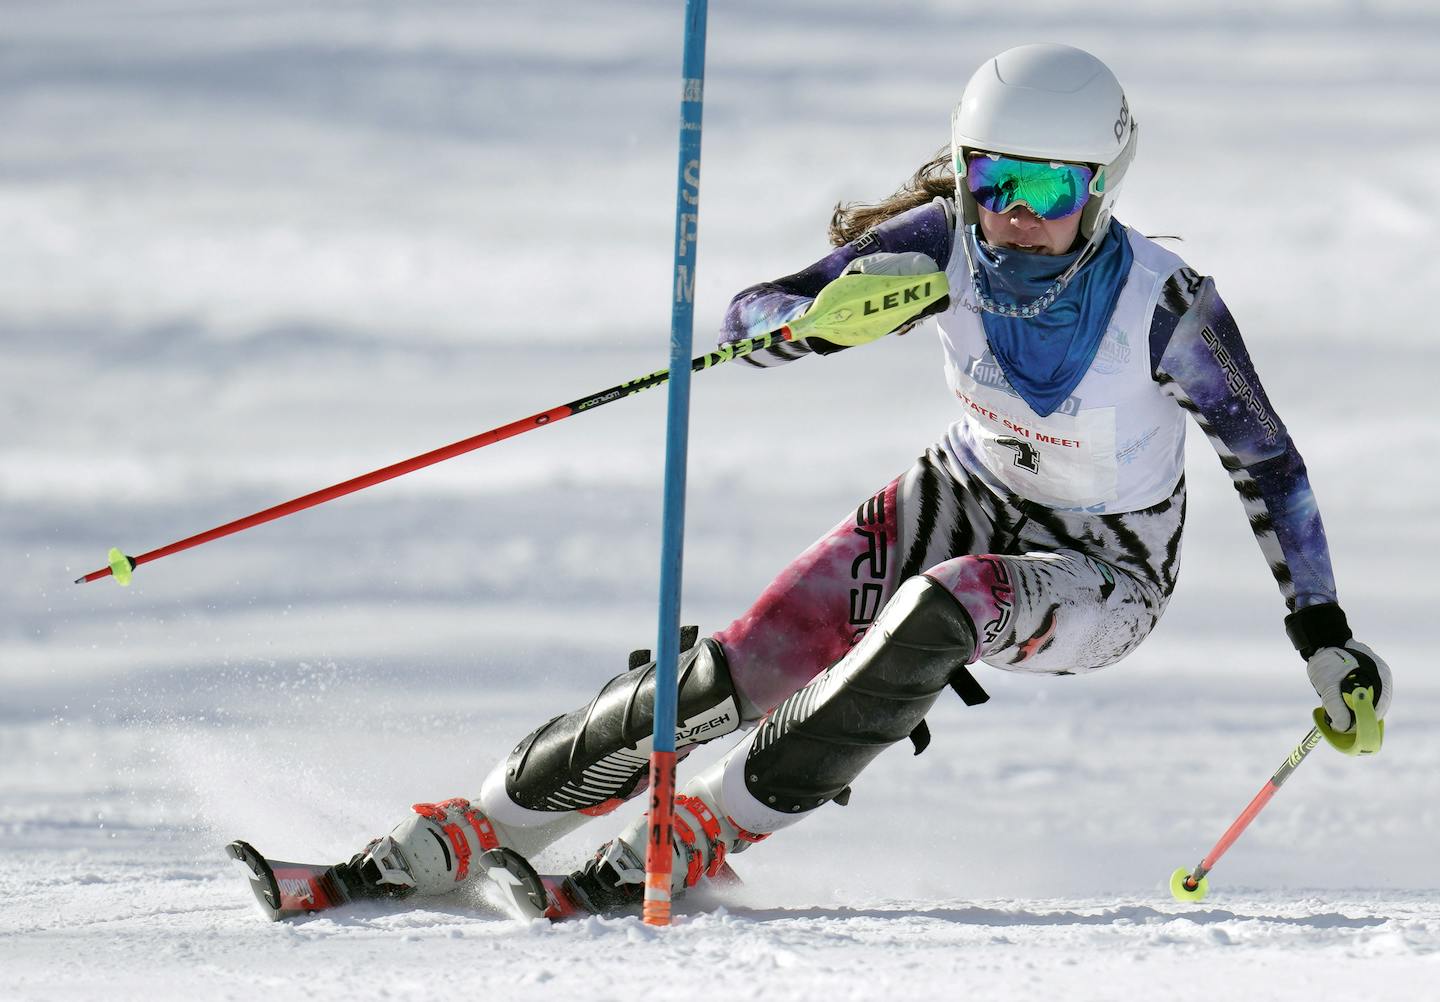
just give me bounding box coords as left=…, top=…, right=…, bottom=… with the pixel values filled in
left=1313, top=671, right=1384, bottom=755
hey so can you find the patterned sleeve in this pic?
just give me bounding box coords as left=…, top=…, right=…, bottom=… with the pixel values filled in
left=720, top=197, right=955, bottom=368
left=1150, top=271, right=1338, bottom=611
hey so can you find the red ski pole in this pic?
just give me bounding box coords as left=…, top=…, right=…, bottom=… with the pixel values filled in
left=73, top=330, right=788, bottom=587
left=75, top=271, right=948, bottom=587
left=1169, top=673, right=1384, bottom=901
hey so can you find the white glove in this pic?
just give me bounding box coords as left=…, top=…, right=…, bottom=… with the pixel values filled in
left=842, top=251, right=940, bottom=277
left=1306, top=640, right=1392, bottom=731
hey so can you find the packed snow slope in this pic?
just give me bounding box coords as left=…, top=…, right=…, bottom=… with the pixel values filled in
left=3, top=2, right=1439, bottom=999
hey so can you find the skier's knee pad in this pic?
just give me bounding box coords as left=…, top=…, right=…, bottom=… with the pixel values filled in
left=504, top=637, right=742, bottom=813
left=743, top=574, right=976, bottom=815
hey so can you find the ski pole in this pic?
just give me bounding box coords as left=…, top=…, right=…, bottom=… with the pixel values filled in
left=75, top=270, right=948, bottom=587
left=1169, top=672, right=1383, bottom=901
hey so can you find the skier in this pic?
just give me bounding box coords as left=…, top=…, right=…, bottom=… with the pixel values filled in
left=302, top=43, right=1395, bottom=915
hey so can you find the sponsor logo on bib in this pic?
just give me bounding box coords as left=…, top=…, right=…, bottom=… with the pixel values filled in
left=966, top=350, right=1081, bottom=417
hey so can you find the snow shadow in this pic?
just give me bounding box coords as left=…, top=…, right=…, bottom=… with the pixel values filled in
left=719, top=902, right=1389, bottom=930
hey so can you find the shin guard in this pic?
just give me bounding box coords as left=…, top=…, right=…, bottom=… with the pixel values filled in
left=741, top=573, right=976, bottom=817
left=480, top=638, right=743, bottom=849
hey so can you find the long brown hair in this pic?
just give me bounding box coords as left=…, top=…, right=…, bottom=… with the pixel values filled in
left=827, top=146, right=956, bottom=248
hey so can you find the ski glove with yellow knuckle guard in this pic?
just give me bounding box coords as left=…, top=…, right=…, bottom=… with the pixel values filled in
left=1285, top=602, right=1392, bottom=735
left=798, top=252, right=949, bottom=351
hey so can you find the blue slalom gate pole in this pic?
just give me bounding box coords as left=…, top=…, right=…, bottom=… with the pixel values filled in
left=644, top=0, right=707, bottom=927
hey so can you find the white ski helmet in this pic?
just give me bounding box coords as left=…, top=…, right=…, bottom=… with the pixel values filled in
left=951, top=43, right=1137, bottom=242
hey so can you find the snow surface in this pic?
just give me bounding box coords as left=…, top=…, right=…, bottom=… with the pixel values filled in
left=3, top=2, right=1439, bottom=999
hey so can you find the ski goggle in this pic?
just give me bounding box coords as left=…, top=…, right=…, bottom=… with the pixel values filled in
left=963, top=153, right=1098, bottom=221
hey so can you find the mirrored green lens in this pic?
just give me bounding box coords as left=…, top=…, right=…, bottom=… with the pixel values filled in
left=965, top=155, right=1094, bottom=220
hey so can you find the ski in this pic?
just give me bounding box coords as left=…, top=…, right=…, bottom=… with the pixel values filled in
left=226, top=840, right=360, bottom=921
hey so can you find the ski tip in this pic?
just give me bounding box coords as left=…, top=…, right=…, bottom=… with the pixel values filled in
left=227, top=840, right=284, bottom=921
left=477, top=847, right=550, bottom=921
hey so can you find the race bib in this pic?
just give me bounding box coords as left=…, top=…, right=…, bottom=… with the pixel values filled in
left=952, top=375, right=1118, bottom=508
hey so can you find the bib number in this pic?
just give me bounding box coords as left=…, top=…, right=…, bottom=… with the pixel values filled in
left=996, top=437, right=1040, bottom=474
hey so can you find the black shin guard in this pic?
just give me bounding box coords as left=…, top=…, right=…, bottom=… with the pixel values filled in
left=506, top=638, right=742, bottom=813
left=744, top=575, right=977, bottom=814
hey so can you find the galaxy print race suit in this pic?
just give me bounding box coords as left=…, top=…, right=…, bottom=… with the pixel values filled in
left=346, top=197, right=1346, bottom=915
left=713, top=197, right=1336, bottom=703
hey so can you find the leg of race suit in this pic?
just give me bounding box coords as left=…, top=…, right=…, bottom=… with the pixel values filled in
left=711, top=477, right=909, bottom=716
left=713, top=446, right=1009, bottom=715
left=928, top=475, right=1185, bottom=675
left=354, top=637, right=748, bottom=897
left=565, top=574, right=978, bottom=911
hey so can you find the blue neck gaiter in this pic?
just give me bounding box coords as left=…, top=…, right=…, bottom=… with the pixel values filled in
left=967, top=218, right=1133, bottom=418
